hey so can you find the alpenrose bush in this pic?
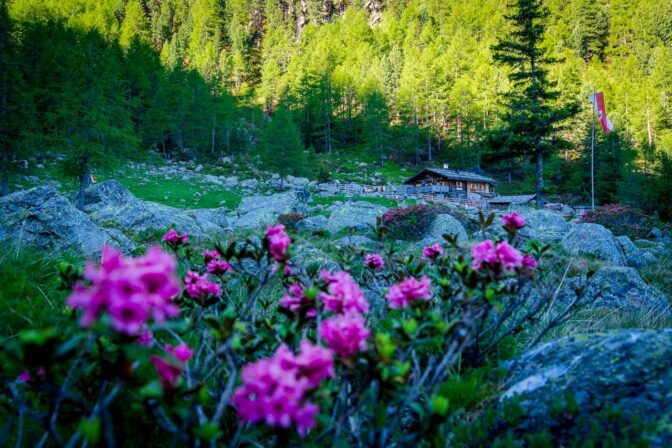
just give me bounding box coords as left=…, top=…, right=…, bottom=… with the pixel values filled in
left=0, top=217, right=593, bottom=446
left=582, top=203, right=649, bottom=238
left=381, top=204, right=443, bottom=240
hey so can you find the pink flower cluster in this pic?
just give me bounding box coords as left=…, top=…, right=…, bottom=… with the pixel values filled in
left=207, top=260, right=232, bottom=275
left=471, top=240, right=533, bottom=272
left=266, top=224, right=291, bottom=262
left=67, top=246, right=180, bottom=335
left=318, top=270, right=369, bottom=315
left=385, top=275, right=433, bottom=309
left=502, top=212, right=526, bottom=230
left=184, top=271, right=221, bottom=299
left=233, top=340, right=333, bottom=436
left=422, top=243, right=443, bottom=260
left=203, top=249, right=221, bottom=263
left=279, top=283, right=316, bottom=318
left=320, top=313, right=370, bottom=358
left=364, top=253, right=385, bottom=271
left=162, top=229, right=187, bottom=246
left=150, top=342, right=193, bottom=390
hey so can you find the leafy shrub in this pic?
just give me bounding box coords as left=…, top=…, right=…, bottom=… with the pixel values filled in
left=277, top=212, right=306, bottom=231
left=381, top=204, right=443, bottom=240
left=582, top=204, right=649, bottom=238
left=0, top=216, right=595, bottom=446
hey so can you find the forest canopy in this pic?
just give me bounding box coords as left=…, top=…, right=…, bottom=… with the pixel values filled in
left=0, top=0, right=671, bottom=217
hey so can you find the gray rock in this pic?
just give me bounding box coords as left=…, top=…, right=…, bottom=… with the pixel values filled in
left=334, top=235, right=376, bottom=247
left=297, top=215, right=328, bottom=230
left=519, top=210, right=571, bottom=242
left=422, top=214, right=467, bottom=243
left=326, top=201, right=388, bottom=233
left=186, top=208, right=230, bottom=229
left=81, top=180, right=135, bottom=211
left=230, top=191, right=304, bottom=229
left=292, top=244, right=340, bottom=272
left=103, top=228, right=137, bottom=253
left=561, top=223, right=626, bottom=265
left=0, top=186, right=108, bottom=257
left=635, top=240, right=672, bottom=259
left=500, top=330, right=672, bottom=446
left=557, top=266, right=670, bottom=316
left=616, top=235, right=656, bottom=268
left=240, top=178, right=259, bottom=190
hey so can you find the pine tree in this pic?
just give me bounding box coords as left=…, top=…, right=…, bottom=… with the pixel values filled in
left=492, top=0, right=577, bottom=207
left=261, top=106, right=307, bottom=184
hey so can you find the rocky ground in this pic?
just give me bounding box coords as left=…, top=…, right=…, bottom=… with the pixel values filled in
left=2, top=173, right=672, bottom=442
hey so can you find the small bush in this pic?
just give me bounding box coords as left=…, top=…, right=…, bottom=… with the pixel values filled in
left=582, top=204, right=649, bottom=238
left=381, top=204, right=443, bottom=240
left=277, top=212, right=306, bottom=230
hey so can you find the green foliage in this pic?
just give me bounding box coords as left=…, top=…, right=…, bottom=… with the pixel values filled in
left=260, top=106, right=308, bottom=180
left=381, top=204, right=443, bottom=240
left=582, top=204, right=650, bottom=238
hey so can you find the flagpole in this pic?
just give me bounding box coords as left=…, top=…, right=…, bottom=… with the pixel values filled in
left=591, top=87, right=596, bottom=211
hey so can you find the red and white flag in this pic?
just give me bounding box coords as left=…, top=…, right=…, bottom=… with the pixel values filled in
left=588, top=91, right=614, bottom=134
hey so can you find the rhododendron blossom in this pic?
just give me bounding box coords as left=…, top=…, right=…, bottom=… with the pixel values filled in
left=320, top=313, right=370, bottom=359
left=203, top=249, right=221, bottom=263
left=471, top=240, right=524, bottom=271
left=265, top=224, right=291, bottom=262
left=66, top=246, right=181, bottom=335
left=522, top=254, right=537, bottom=269
left=319, top=270, right=369, bottom=315
left=233, top=340, right=333, bottom=436
left=502, top=211, right=525, bottom=230
left=184, top=271, right=221, bottom=299
left=364, top=253, right=384, bottom=270
left=165, top=342, right=193, bottom=363
left=207, top=259, right=232, bottom=275
left=279, top=283, right=316, bottom=318
left=422, top=243, right=443, bottom=260
left=385, top=275, right=433, bottom=309
left=162, top=229, right=188, bottom=246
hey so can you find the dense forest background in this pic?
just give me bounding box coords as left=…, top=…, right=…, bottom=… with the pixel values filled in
left=0, top=0, right=671, bottom=217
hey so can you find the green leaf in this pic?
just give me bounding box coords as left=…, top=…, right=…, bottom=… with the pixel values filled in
left=80, top=417, right=101, bottom=444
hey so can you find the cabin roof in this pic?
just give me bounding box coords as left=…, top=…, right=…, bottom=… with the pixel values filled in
left=488, top=194, right=538, bottom=204
left=404, top=168, right=497, bottom=185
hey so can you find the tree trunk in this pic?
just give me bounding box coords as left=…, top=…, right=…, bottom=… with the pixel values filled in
left=77, top=156, right=90, bottom=211
left=0, top=151, right=9, bottom=197
left=161, top=131, right=168, bottom=160
left=535, top=150, right=544, bottom=208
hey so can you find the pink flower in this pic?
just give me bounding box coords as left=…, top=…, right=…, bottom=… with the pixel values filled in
left=162, top=228, right=188, bottom=246
left=165, top=342, right=193, bottom=363
left=184, top=271, right=221, bottom=299
left=495, top=241, right=524, bottom=271
left=233, top=340, right=332, bottom=436
left=522, top=254, right=538, bottom=269
left=138, top=330, right=154, bottom=346
left=150, top=355, right=183, bottom=390
left=318, top=270, right=369, bottom=315
left=18, top=370, right=31, bottom=383
left=207, top=259, right=232, bottom=275
left=266, top=224, right=291, bottom=262
left=471, top=240, right=498, bottom=270
left=279, top=283, right=316, bottom=318
left=66, top=246, right=181, bottom=335
left=502, top=211, right=525, bottom=230
left=385, top=275, right=433, bottom=309
left=364, top=253, right=384, bottom=271
left=320, top=313, right=370, bottom=359
left=203, top=249, right=221, bottom=263
left=422, top=243, right=443, bottom=260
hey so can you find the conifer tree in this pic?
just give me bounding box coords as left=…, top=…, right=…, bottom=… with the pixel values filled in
left=261, top=106, right=307, bottom=185
left=492, top=0, right=577, bottom=207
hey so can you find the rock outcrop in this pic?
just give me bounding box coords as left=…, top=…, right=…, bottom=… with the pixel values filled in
left=500, top=330, right=672, bottom=446
left=420, top=213, right=468, bottom=244
left=561, top=223, right=626, bottom=265
left=326, top=201, right=388, bottom=233
left=616, top=235, right=656, bottom=268
left=519, top=210, right=570, bottom=242
left=230, top=191, right=306, bottom=229
left=0, top=186, right=110, bottom=256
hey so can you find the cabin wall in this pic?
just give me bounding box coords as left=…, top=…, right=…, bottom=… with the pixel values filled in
left=410, top=172, right=493, bottom=193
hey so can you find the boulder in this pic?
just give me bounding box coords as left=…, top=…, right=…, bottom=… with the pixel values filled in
left=334, top=235, right=377, bottom=247
left=239, top=178, right=259, bottom=190
left=557, top=266, right=670, bottom=316
left=561, top=223, right=626, bottom=265
left=616, top=235, right=656, bottom=268
left=519, top=210, right=571, bottom=242
left=186, top=208, right=230, bottom=229
left=230, top=191, right=305, bottom=229
left=0, top=186, right=108, bottom=257
left=635, top=239, right=672, bottom=259
left=85, top=181, right=225, bottom=237
left=292, top=244, right=340, bottom=272
left=326, top=201, right=388, bottom=233
left=297, top=215, right=328, bottom=230
left=421, top=214, right=468, bottom=244
left=500, top=330, right=672, bottom=446
left=103, top=228, right=137, bottom=254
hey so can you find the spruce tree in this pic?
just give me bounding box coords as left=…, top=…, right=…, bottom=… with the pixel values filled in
left=492, top=0, right=577, bottom=207
left=261, top=106, right=307, bottom=186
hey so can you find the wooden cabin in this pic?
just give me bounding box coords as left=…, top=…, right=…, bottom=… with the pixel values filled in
left=403, top=167, right=496, bottom=198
